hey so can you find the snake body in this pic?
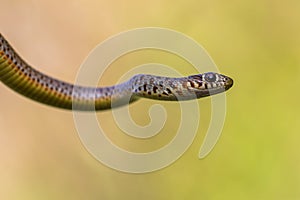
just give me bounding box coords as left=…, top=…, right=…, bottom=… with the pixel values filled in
left=0, top=34, right=233, bottom=111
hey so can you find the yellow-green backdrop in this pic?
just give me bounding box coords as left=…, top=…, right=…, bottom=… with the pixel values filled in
left=0, top=0, right=299, bottom=199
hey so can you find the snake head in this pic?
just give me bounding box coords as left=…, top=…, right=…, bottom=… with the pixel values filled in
left=187, top=72, right=233, bottom=98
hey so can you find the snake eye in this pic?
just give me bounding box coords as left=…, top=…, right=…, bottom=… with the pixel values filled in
left=204, top=72, right=217, bottom=82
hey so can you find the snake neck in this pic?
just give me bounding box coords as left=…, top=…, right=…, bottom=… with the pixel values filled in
left=0, top=34, right=136, bottom=111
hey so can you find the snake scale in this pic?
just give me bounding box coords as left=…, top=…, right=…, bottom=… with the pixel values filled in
left=0, top=33, right=233, bottom=111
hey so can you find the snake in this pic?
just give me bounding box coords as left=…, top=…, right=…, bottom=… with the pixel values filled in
left=0, top=33, right=233, bottom=111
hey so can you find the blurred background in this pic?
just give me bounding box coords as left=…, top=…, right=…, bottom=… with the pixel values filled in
left=0, top=0, right=299, bottom=199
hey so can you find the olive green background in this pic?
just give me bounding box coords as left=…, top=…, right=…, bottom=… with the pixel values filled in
left=0, top=0, right=299, bottom=199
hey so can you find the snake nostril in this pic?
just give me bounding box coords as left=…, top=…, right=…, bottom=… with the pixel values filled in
left=225, top=77, right=234, bottom=88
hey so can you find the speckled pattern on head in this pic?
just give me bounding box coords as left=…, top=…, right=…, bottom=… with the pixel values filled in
left=0, top=33, right=233, bottom=111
